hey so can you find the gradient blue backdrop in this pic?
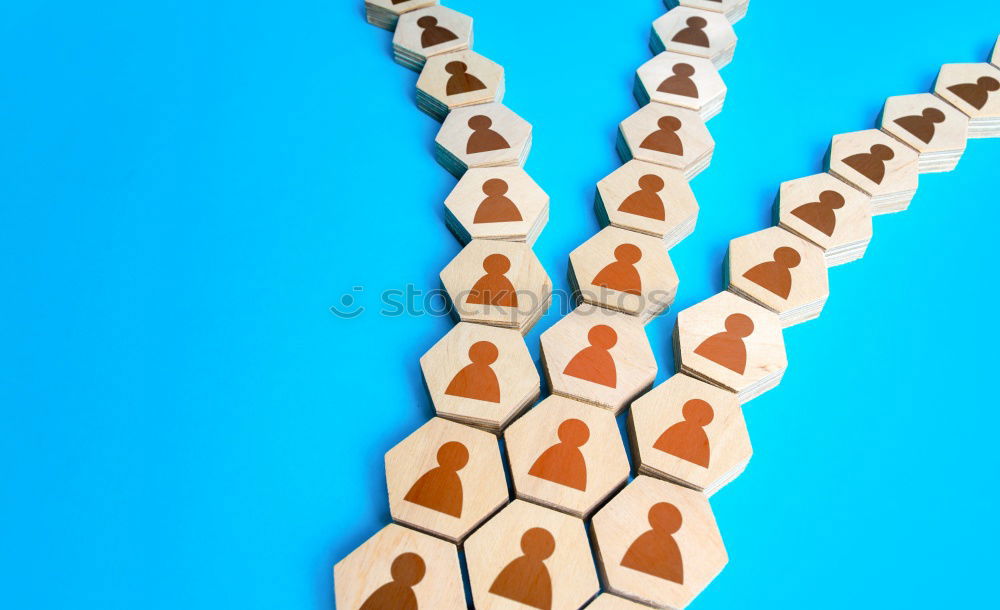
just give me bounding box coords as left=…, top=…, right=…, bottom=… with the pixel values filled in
left=2, top=1, right=998, bottom=608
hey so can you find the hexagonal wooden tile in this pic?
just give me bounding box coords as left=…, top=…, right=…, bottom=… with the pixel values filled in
left=435, top=102, right=532, bottom=176
left=334, top=523, right=465, bottom=609
left=635, top=52, right=726, bottom=120
left=776, top=172, right=873, bottom=267
left=416, top=50, right=504, bottom=121
left=465, top=499, right=599, bottom=610
left=665, top=0, right=749, bottom=24
left=596, top=160, right=699, bottom=248
left=650, top=7, right=738, bottom=69
left=540, top=304, right=657, bottom=414
left=585, top=593, right=654, bottom=609
left=365, top=0, right=439, bottom=31
left=726, top=226, right=829, bottom=327
left=385, top=417, right=509, bottom=542
left=591, top=476, right=727, bottom=609
left=618, top=104, right=714, bottom=180
left=420, top=322, right=540, bottom=432
left=629, top=373, right=751, bottom=495
left=444, top=167, right=548, bottom=245
left=934, top=62, right=1000, bottom=139
left=392, top=6, right=472, bottom=71
left=569, top=226, right=679, bottom=324
left=505, top=395, right=630, bottom=518
left=827, top=129, right=919, bottom=215
left=674, top=291, right=786, bottom=403
left=440, top=239, right=551, bottom=335
left=880, top=93, right=969, bottom=173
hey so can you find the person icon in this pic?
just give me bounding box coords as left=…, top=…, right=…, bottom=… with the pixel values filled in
left=445, top=341, right=501, bottom=403
left=528, top=418, right=590, bottom=491
left=790, top=190, right=845, bottom=237
left=742, top=246, right=801, bottom=299
left=842, top=143, right=895, bottom=185
left=657, top=62, right=699, bottom=98
left=591, top=243, right=643, bottom=296
left=473, top=178, right=522, bottom=224
left=563, top=324, right=618, bottom=388
left=444, top=60, right=487, bottom=96
left=893, top=107, right=946, bottom=144
left=466, top=253, right=518, bottom=307
left=947, top=75, right=1000, bottom=110
left=653, top=399, right=714, bottom=468
left=618, top=174, right=666, bottom=221
left=489, top=528, right=555, bottom=610
left=403, top=441, right=469, bottom=518
left=360, top=552, right=426, bottom=610
left=670, top=16, right=710, bottom=48
left=416, top=15, right=459, bottom=49
left=466, top=115, right=511, bottom=154
left=639, top=116, right=684, bottom=156
left=694, top=313, right=754, bottom=374
left=620, top=502, right=684, bottom=584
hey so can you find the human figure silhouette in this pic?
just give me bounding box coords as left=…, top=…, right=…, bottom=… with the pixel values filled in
left=528, top=418, right=590, bottom=491
left=657, top=62, right=699, bottom=98
left=742, top=246, right=801, bottom=299
left=893, top=107, right=946, bottom=144
left=445, top=341, right=501, bottom=402
left=444, top=61, right=486, bottom=96
left=842, top=144, right=895, bottom=184
left=466, top=115, right=510, bottom=154
left=694, top=313, right=754, bottom=374
left=947, top=75, right=1000, bottom=110
left=489, top=528, right=555, bottom=610
left=640, top=116, right=684, bottom=156
left=670, top=16, right=710, bottom=48
left=473, top=178, right=522, bottom=224
left=416, top=15, right=459, bottom=49
left=790, top=190, right=845, bottom=237
left=653, top=399, right=714, bottom=468
left=360, top=552, right=426, bottom=610
left=563, top=325, right=618, bottom=388
left=591, top=243, right=643, bottom=295
left=620, top=503, right=684, bottom=584
left=403, top=441, right=469, bottom=518
left=618, top=174, right=666, bottom=220
left=466, top=253, right=518, bottom=307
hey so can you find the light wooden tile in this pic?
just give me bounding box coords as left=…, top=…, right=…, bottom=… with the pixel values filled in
left=650, top=7, right=738, bottom=69
left=665, top=0, right=750, bottom=24
left=596, top=160, right=699, bottom=248
left=586, top=593, right=654, bottom=609
left=992, top=36, right=1000, bottom=68
left=393, top=6, right=472, bottom=71
left=591, top=476, right=727, bottom=609
left=934, top=62, right=1000, bottom=138
left=879, top=93, right=969, bottom=172
left=635, top=52, right=727, bottom=120
left=618, top=104, right=715, bottom=180
left=416, top=50, right=505, bottom=120
left=435, top=102, right=532, bottom=176
left=465, top=499, right=600, bottom=610
left=444, top=167, right=548, bottom=245
left=827, top=129, right=919, bottom=213
left=505, top=395, right=630, bottom=518
left=334, top=523, right=465, bottom=609
left=365, top=0, right=439, bottom=31
left=776, top=172, right=873, bottom=266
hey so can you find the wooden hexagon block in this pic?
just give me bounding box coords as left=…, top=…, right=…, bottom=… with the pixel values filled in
left=385, top=417, right=509, bottom=543
left=629, top=373, right=751, bottom=495
left=585, top=593, right=655, bottom=609
left=726, top=226, right=830, bottom=327
left=504, top=395, right=630, bottom=518
left=416, top=50, right=505, bottom=121
left=665, top=0, right=750, bottom=24
left=444, top=167, right=548, bottom=245
left=465, top=499, right=600, bottom=610
left=596, top=160, right=699, bottom=248
left=569, top=226, right=679, bottom=324
left=776, top=172, right=873, bottom=267
left=591, top=476, right=727, bottom=609
left=435, top=102, right=532, bottom=177
left=934, top=62, right=1000, bottom=138
left=879, top=93, right=969, bottom=173
left=334, top=523, right=465, bottom=609
left=540, top=304, right=657, bottom=414
left=420, top=322, right=540, bottom=432
left=618, top=104, right=715, bottom=180
left=992, top=36, right=1000, bottom=69
left=650, top=7, right=738, bottom=69
left=635, top=52, right=727, bottom=120
left=674, top=291, right=786, bottom=403
left=392, top=5, right=472, bottom=71
left=827, top=129, right=919, bottom=215
left=365, top=0, right=439, bottom=31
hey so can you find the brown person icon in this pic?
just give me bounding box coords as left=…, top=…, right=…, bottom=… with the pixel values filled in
left=527, top=419, right=590, bottom=491
left=444, top=61, right=487, bottom=96
left=653, top=399, right=714, bottom=468
left=591, top=243, right=643, bottom=296
left=473, top=178, right=522, bottom=224
left=563, top=325, right=618, bottom=388
left=488, top=528, right=555, bottom=610
left=947, top=76, right=1000, bottom=110
left=742, top=246, right=801, bottom=299
left=790, top=190, right=845, bottom=237
left=445, top=341, right=501, bottom=402
left=618, top=174, right=666, bottom=220
left=842, top=144, right=895, bottom=184
left=640, top=116, right=684, bottom=156
left=360, top=552, right=426, bottom=610
left=403, top=441, right=469, bottom=518
left=693, top=313, right=754, bottom=374
left=620, top=502, right=684, bottom=584
left=893, top=107, right=946, bottom=144
left=670, top=16, right=710, bottom=48
left=416, top=16, right=459, bottom=49
left=466, top=253, right=518, bottom=307
left=466, top=115, right=511, bottom=154
left=657, top=63, right=699, bottom=98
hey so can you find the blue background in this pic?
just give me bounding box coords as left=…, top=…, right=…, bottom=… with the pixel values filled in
left=2, top=1, right=998, bottom=608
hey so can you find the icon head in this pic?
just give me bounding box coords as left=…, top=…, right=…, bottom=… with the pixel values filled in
left=520, top=527, right=556, bottom=560
left=557, top=418, right=590, bottom=447
left=658, top=115, right=682, bottom=132
left=637, top=173, right=665, bottom=192
left=818, top=190, right=846, bottom=209
left=416, top=15, right=438, bottom=28
left=482, top=178, right=509, bottom=196
left=444, top=60, right=468, bottom=75
left=724, top=313, right=754, bottom=337
left=773, top=246, right=801, bottom=268
left=978, top=76, right=1000, bottom=91
left=468, top=115, right=493, bottom=130
left=588, top=324, right=618, bottom=349
left=468, top=340, right=499, bottom=365
left=614, top=243, right=642, bottom=264
left=682, top=398, right=715, bottom=426
left=482, top=253, right=511, bottom=274
left=921, top=107, right=946, bottom=123
left=869, top=143, right=895, bottom=161
left=686, top=16, right=708, bottom=29
left=647, top=502, right=683, bottom=534
left=436, top=441, right=470, bottom=471
left=390, top=552, right=427, bottom=586
left=673, top=62, right=696, bottom=77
